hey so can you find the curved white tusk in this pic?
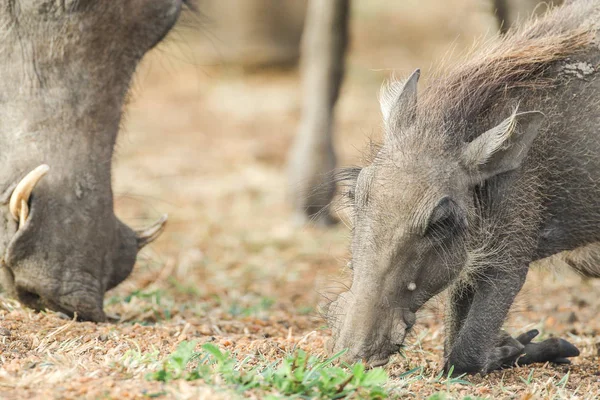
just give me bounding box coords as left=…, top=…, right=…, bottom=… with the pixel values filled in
left=9, top=164, right=50, bottom=224
left=19, top=199, right=29, bottom=227
left=136, top=214, right=168, bottom=249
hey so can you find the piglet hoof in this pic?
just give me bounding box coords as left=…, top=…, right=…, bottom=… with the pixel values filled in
left=516, top=329, right=580, bottom=366
left=483, top=329, right=579, bottom=373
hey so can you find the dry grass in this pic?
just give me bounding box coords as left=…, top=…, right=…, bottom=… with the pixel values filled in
left=1, top=1, right=600, bottom=398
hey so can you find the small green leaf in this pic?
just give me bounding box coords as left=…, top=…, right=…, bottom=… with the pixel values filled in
left=427, top=393, right=447, bottom=400
left=202, top=343, right=227, bottom=362
left=362, top=368, right=387, bottom=386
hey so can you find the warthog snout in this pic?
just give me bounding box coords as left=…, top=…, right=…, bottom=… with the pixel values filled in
left=327, top=290, right=417, bottom=367
left=0, top=166, right=167, bottom=321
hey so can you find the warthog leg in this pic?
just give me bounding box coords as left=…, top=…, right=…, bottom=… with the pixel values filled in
left=443, top=264, right=579, bottom=375
left=287, top=0, right=349, bottom=226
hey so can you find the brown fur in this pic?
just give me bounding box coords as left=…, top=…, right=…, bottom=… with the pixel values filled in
left=421, top=28, right=594, bottom=140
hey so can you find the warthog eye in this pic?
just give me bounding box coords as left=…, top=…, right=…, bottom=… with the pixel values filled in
left=347, top=186, right=355, bottom=202
left=333, top=167, right=361, bottom=205
left=424, top=197, right=466, bottom=240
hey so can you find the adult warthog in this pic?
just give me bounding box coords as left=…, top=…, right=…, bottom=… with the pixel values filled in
left=328, top=0, right=599, bottom=375
left=0, top=0, right=189, bottom=321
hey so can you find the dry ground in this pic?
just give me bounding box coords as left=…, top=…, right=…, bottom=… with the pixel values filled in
left=1, top=1, right=600, bottom=399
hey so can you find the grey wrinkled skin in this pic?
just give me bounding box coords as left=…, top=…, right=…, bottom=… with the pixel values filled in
left=328, top=0, right=599, bottom=375
left=0, top=0, right=185, bottom=321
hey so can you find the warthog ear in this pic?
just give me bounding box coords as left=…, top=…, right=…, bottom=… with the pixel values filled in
left=462, top=110, right=544, bottom=183
left=379, top=69, right=420, bottom=136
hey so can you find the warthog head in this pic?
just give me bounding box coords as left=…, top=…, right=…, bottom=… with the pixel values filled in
left=0, top=0, right=186, bottom=321
left=327, top=69, right=543, bottom=366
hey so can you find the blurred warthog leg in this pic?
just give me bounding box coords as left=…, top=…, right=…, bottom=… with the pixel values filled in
left=287, top=0, right=349, bottom=226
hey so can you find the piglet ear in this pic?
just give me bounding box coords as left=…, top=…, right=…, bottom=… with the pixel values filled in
left=462, top=110, right=544, bottom=184
left=379, top=69, right=420, bottom=136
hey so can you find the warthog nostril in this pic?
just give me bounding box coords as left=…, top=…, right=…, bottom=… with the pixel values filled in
left=404, top=311, right=416, bottom=329
left=16, top=288, right=41, bottom=310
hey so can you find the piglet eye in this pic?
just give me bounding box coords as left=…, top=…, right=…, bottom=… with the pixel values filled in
left=347, top=186, right=356, bottom=201
left=424, top=197, right=466, bottom=239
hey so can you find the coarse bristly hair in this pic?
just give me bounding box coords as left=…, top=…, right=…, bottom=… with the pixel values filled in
left=332, top=0, right=597, bottom=213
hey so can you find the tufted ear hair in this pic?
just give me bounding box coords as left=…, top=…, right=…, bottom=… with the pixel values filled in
left=379, top=69, right=420, bottom=139
left=462, top=109, right=544, bottom=184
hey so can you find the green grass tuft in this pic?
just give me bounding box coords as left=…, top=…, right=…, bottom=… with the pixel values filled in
left=147, top=341, right=389, bottom=398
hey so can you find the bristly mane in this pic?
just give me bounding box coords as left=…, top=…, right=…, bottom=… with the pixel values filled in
left=336, top=1, right=597, bottom=208
left=417, top=2, right=595, bottom=137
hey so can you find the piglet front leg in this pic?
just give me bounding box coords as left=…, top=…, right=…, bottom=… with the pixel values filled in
left=444, top=262, right=579, bottom=375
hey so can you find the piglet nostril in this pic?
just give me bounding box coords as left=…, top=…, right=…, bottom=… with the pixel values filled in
left=404, top=311, right=416, bottom=329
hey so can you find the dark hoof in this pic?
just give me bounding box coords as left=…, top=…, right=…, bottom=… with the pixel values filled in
left=445, top=329, right=580, bottom=376
left=496, top=329, right=580, bottom=368
left=519, top=337, right=580, bottom=365
left=516, top=329, right=540, bottom=345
